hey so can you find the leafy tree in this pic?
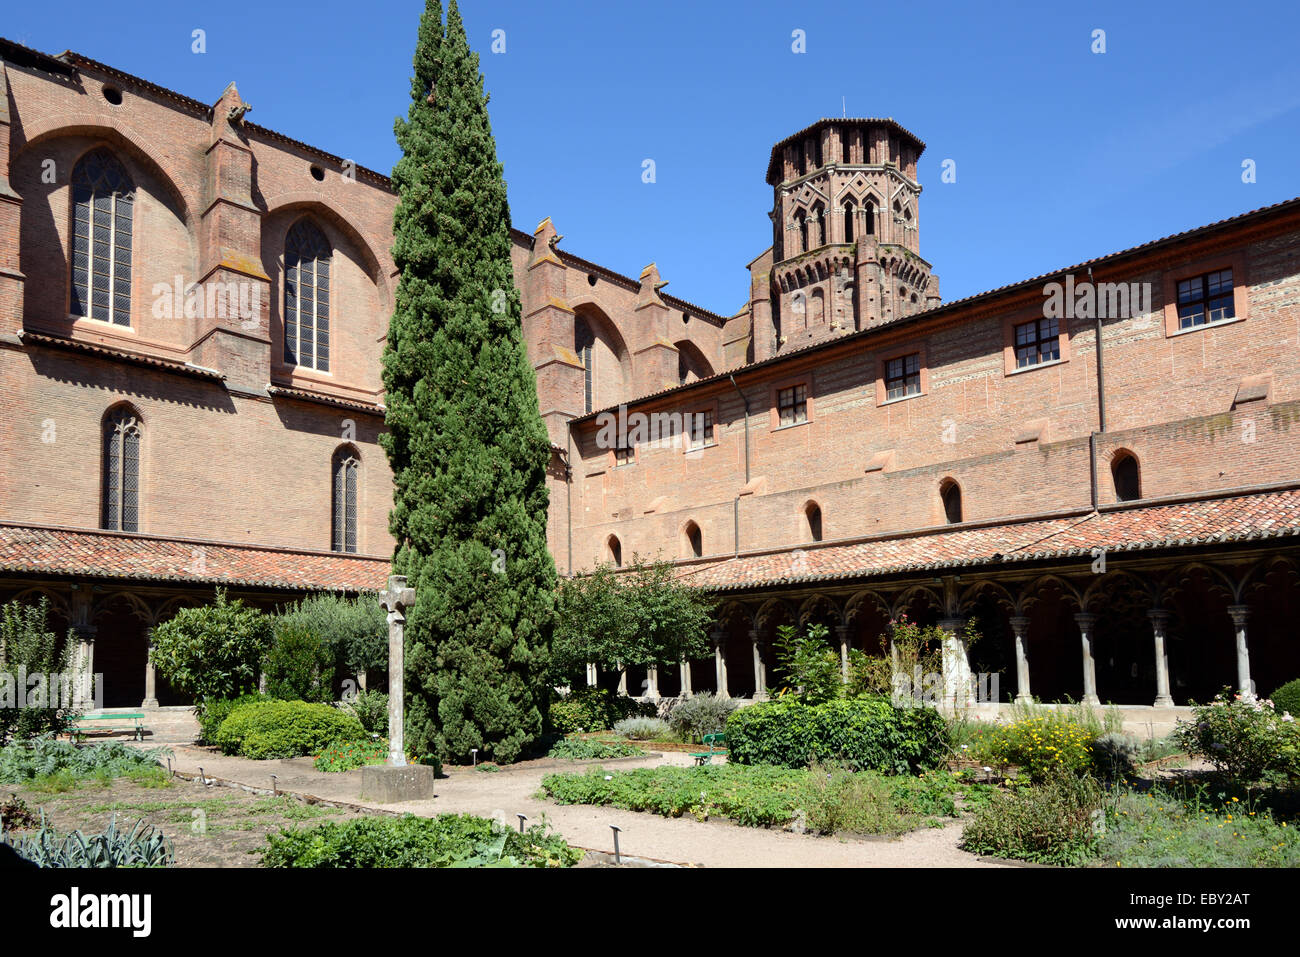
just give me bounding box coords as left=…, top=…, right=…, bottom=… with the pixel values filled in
left=0, top=598, right=81, bottom=743
left=772, top=622, right=842, bottom=705
left=263, top=621, right=335, bottom=703
left=552, top=558, right=714, bottom=682
left=149, top=589, right=272, bottom=702
left=275, top=592, right=386, bottom=678
left=381, top=0, right=557, bottom=764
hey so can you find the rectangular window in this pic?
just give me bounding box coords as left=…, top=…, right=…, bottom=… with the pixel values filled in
left=614, top=442, right=634, bottom=466
left=686, top=410, right=715, bottom=450
left=1177, top=269, right=1234, bottom=329
left=777, top=384, right=808, bottom=427
left=884, top=353, right=921, bottom=400
left=1014, top=318, right=1061, bottom=369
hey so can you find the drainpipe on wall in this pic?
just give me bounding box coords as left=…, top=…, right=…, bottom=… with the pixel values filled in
left=1088, top=265, right=1108, bottom=511
left=565, top=419, right=574, bottom=576
left=728, top=374, right=751, bottom=558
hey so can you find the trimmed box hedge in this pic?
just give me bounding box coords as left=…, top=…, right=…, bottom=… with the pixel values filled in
left=214, top=699, right=364, bottom=760
left=725, top=696, right=948, bottom=775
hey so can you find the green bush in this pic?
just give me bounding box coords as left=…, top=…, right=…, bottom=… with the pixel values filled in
left=982, top=715, right=1097, bottom=782
left=665, top=693, right=737, bottom=742
left=274, top=592, right=387, bottom=679
left=612, top=716, right=671, bottom=740
left=314, top=738, right=388, bottom=772
left=725, top=696, right=948, bottom=775
left=8, top=813, right=174, bottom=868
left=0, top=737, right=169, bottom=784
left=343, top=690, right=389, bottom=736
left=1269, top=679, right=1300, bottom=721
left=263, top=621, right=335, bottom=703
left=1091, top=732, right=1140, bottom=782
left=1174, top=690, right=1300, bottom=784
left=260, top=813, right=581, bottom=867
left=195, top=693, right=268, bottom=745
left=149, top=590, right=272, bottom=702
left=0, top=599, right=82, bottom=744
left=547, top=687, right=654, bottom=734
left=959, top=769, right=1103, bottom=865
left=214, top=700, right=363, bottom=760
left=547, top=736, right=644, bottom=760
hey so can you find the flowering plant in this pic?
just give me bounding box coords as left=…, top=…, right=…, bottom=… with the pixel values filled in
left=1174, top=690, right=1300, bottom=784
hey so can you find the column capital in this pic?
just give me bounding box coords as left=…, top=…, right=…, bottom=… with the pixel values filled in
left=1074, top=612, right=1098, bottom=628
left=1008, top=616, right=1030, bottom=634
left=1147, top=608, right=1171, bottom=627
left=1226, top=604, right=1251, bottom=625
left=833, top=623, right=850, bottom=639
left=937, top=617, right=965, bottom=632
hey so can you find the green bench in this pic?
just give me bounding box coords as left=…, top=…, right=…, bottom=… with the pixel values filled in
left=70, top=713, right=146, bottom=742
left=690, top=732, right=727, bottom=766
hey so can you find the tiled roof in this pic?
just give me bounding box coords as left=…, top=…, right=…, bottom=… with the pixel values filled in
left=0, top=524, right=390, bottom=592
left=677, top=489, right=1300, bottom=591
left=18, top=331, right=225, bottom=381
left=766, top=117, right=927, bottom=183
left=266, top=385, right=385, bottom=415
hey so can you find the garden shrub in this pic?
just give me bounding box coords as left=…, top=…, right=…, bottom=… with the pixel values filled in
left=959, top=769, right=1103, bottom=865
left=547, top=687, right=653, bottom=734
left=0, top=598, right=81, bottom=744
left=314, top=738, right=388, bottom=772
left=800, top=764, right=923, bottom=835
left=1269, top=678, right=1300, bottom=720
left=149, top=590, right=272, bottom=702
left=1174, top=690, right=1300, bottom=783
left=195, top=693, right=268, bottom=746
left=665, top=693, right=737, bottom=742
left=263, top=621, right=335, bottom=703
left=0, top=737, right=168, bottom=784
left=8, top=813, right=174, bottom=868
left=612, top=716, right=671, bottom=740
left=343, top=690, right=389, bottom=736
left=214, top=699, right=363, bottom=760
left=260, top=813, right=581, bottom=868
left=725, top=696, right=948, bottom=775
left=1091, top=732, right=1140, bottom=782
left=274, top=592, right=387, bottom=682
left=547, top=736, right=644, bottom=760
left=982, top=716, right=1096, bottom=782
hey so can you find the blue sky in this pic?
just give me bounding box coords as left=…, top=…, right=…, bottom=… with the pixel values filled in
left=7, top=0, right=1300, bottom=315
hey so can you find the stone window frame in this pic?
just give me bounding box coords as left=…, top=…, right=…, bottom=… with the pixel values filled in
left=875, top=342, right=929, bottom=406
left=1001, top=309, right=1071, bottom=376
left=69, top=147, right=136, bottom=329
left=102, top=403, right=144, bottom=533
left=1162, top=253, right=1248, bottom=338
left=331, top=444, right=361, bottom=554
left=770, top=374, right=814, bottom=431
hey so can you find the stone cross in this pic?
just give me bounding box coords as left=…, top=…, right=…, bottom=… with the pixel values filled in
left=380, top=575, right=417, bottom=767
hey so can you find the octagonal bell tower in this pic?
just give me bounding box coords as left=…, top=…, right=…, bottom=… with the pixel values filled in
left=751, top=118, right=941, bottom=359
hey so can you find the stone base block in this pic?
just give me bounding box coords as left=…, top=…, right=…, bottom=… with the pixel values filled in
left=360, top=764, right=437, bottom=803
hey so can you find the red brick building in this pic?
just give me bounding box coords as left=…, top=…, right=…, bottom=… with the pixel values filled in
left=2, top=40, right=1297, bottom=713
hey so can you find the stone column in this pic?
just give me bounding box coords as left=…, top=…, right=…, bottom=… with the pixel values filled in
left=379, top=575, right=417, bottom=767
left=585, top=662, right=598, bottom=688
left=711, top=630, right=728, bottom=698
left=750, top=629, right=767, bottom=700
left=1227, top=605, right=1253, bottom=695
left=1075, top=613, right=1101, bottom=706
left=679, top=656, right=692, bottom=697
left=646, top=665, right=660, bottom=700
left=72, top=626, right=97, bottom=711
left=938, top=617, right=972, bottom=708
left=1009, top=616, right=1032, bottom=703
left=356, top=670, right=368, bottom=693
left=835, top=624, right=851, bottom=684
left=1148, top=610, right=1174, bottom=708
left=142, top=639, right=159, bottom=710
left=616, top=664, right=628, bottom=696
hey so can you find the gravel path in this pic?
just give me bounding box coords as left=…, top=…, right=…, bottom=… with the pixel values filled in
left=146, top=740, right=1013, bottom=868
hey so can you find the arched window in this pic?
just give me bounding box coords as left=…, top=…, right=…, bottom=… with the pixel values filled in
left=810, top=202, right=824, bottom=248
left=843, top=283, right=857, bottom=329
left=864, top=200, right=876, bottom=236
left=102, top=406, right=141, bottom=532
left=72, top=149, right=135, bottom=327
left=843, top=198, right=856, bottom=245
left=1112, top=452, right=1141, bottom=502
left=805, top=502, right=823, bottom=542
left=940, top=479, right=963, bottom=525
left=284, top=219, right=332, bottom=371
left=607, top=535, right=623, bottom=568
left=574, top=316, right=595, bottom=414
left=332, top=446, right=359, bottom=553
left=793, top=209, right=808, bottom=255
left=684, top=521, right=702, bottom=558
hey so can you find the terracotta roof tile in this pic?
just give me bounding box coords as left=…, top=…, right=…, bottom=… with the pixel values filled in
left=677, top=489, right=1300, bottom=591
left=0, top=524, right=389, bottom=592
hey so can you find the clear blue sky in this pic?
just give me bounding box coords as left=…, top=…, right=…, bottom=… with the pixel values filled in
left=7, top=0, right=1300, bottom=315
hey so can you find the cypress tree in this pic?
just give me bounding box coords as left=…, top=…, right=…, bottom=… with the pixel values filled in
left=382, top=0, right=556, bottom=764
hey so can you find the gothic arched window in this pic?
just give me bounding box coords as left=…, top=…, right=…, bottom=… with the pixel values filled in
left=843, top=198, right=856, bottom=245
left=574, top=316, right=595, bottom=413
left=102, top=406, right=141, bottom=532
left=332, top=446, right=359, bottom=553
left=284, top=219, right=332, bottom=371
left=941, top=479, right=963, bottom=525
left=1112, top=451, right=1141, bottom=502
left=72, top=149, right=135, bottom=327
